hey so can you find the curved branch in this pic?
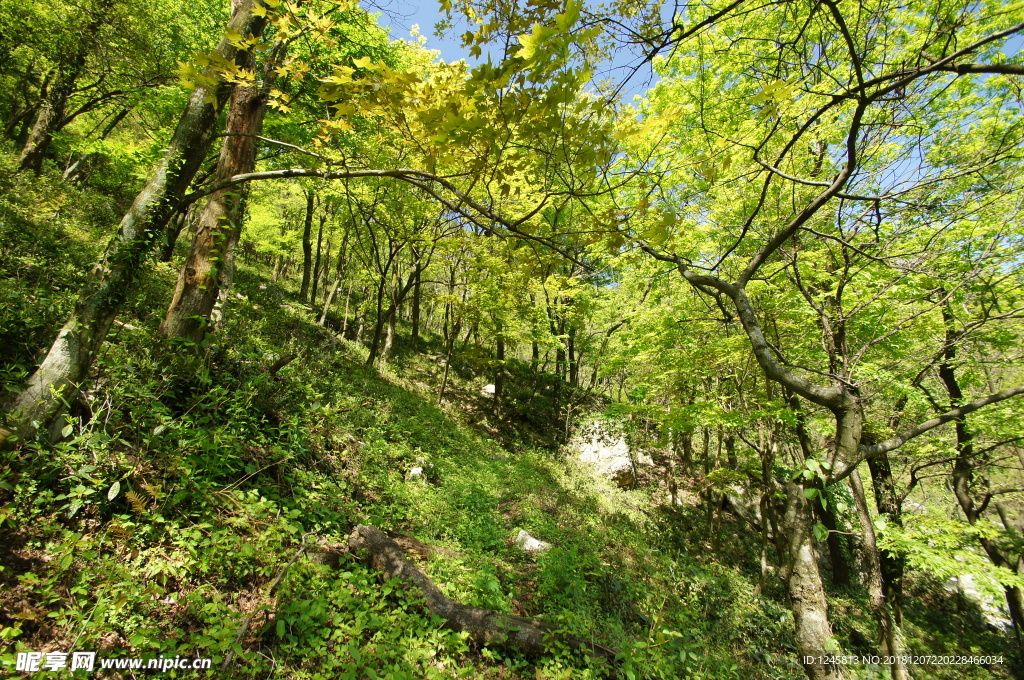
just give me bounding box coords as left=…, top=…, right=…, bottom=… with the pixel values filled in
left=862, top=386, right=1024, bottom=458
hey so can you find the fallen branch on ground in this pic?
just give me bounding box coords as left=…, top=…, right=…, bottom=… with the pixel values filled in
left=347, top=524, right=618, bottom=662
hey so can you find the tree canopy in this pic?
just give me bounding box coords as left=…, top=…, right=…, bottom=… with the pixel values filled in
left=2, top=1, right=1024, bottom=679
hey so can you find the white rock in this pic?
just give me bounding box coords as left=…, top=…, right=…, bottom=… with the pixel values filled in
left=407, top=466, right=425, bottom=481
left=571, top=421, right=652, bottom=487
left=481, top=384, right=496, bottom=396
left=515, top=529, right=551, bottom=553
left=944, top=573, right=1014, bottom=631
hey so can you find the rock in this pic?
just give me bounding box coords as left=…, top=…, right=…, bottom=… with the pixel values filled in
left=515, top=529, right=551, bottom=553
left=943, top=573, right=1014, bottom=631
left=481, top=384, right=496, bottom=396
left=571, top=421, right=652, bottom=487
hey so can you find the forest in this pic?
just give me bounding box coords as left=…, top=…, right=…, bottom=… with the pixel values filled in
left=1, top=0, right=1023, bottom=678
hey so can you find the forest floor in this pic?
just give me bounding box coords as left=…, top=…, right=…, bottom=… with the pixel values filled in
left=0, top=166, right=1018, bottom=678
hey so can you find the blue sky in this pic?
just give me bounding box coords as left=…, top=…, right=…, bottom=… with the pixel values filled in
left=376, top=0, right=661, bottom=101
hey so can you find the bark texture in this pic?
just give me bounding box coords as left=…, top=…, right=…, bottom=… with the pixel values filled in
left=2, top=0, right=265, bottom=444
left=782, top=482, right=843, bottom=680
left=161, top=71, right=267, bottom=342
left=347, top=524, right=617, bottom=661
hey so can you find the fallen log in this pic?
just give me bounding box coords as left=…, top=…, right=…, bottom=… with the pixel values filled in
left=347, top=524, right=618, bottom=662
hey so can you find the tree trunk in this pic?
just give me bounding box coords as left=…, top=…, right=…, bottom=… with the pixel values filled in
left=494, top=327, right=505, bottom=408
left=866, top=453, right=905, bottom=627
left=18, top=1, right=113, bottom=173
left=438, top=320, right=460, bottom=404
left=341, top=281, right=354, bottom=335
left=299, top=191, right=314, bottom=303
left=310, top=213, right=325, bottom=307
left=782, top=481, right=843, bottom=680
left=567, top=324, right=578, bottom=388
left=381, top=311, right=395, bottom=364
left=937, top=307, right=1024, bottom=645
left=815, top=498, right=851, bottom=589
left=161, top=53, right=271, bottom=343
left=211, top=233, right=238, bottom=334
left=411, top=261, right=421, bottom=352
left=2, top=0, right=265, bottom=444
left=849, top=469, right=909, bottom=680
left=158, top=210, right=190, bottom=262
left=320, top=281, right=341, bottom=326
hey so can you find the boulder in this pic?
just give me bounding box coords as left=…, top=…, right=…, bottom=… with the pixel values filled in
left=515, top=529, right=551, bottom=553
left=572, top=421, right=651, bottom=487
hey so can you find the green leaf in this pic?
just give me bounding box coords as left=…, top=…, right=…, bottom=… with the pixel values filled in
left=276, top=619, right=286, bottom=638
left=812, top=523, right=829, bottom=542
left=62, top=423, right=74, bottom=438
left=107, top=481, right=121, bottom=501
left=803, top=488, right=819, bottom=500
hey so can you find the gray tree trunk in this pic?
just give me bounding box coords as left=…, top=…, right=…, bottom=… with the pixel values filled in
left=782, top=481, right=843, bottom=680
left=2, top=0, right=265, bottom=445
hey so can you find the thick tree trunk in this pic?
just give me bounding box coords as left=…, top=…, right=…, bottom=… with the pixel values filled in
left=299, top=191, right=314, bottom=303
left=161, top=60, right=270, bottom=342
left=348, top=525, right=616, bottom=660
left=211, top=236, right=238, bottom=334
left=2, top=0, right=264, bottom=444
left=782, top=481, right=842, bottom=680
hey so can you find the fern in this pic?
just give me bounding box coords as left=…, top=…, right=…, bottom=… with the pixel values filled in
left=126, top=490, right=148, bottom=515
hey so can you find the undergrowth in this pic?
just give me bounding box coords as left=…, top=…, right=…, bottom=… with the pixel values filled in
left=0, top=164, right=1015, bottom=678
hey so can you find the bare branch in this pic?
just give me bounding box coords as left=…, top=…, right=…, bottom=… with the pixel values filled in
left=863, top=386, right=1024, bottom=457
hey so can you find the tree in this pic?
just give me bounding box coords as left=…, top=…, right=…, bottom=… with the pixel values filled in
left=2, top=0, right=267, bottom=444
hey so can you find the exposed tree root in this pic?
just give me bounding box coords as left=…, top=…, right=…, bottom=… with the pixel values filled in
left=347, top=524, right=618, bottom=662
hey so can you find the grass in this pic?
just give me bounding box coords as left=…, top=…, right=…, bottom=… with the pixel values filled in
left=0, top=152, right=1017, bottom=678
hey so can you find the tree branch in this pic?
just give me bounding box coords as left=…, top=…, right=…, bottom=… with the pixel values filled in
left=862, top=386, right=1024, bottom=457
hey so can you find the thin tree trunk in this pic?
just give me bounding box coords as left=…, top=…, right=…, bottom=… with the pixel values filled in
left=849, top=468, right=909, bottom=680
left=815, top=499, right=851, bottom=589
left=320, top=281, right=341, bottom=326
left=866, top=453, right=905, bottom=627
left=938, top=309, right=1024, bottom=647
left=310, top=213, right=325, bottom=307
left=299, top=191, right=314, bottom=303
left=411, top=260, right=421, bottom=352
left=382, top=311, right=395, bottom=364
left=437, top=320, right=460, bottom=404
left=341, top=281, right=354, bottom=334
left=18, top=1, right=113, bottom=173
left=494, top=326, right=505, bottom=409
left=158, top=210, right=189, bottom=262
left=2, top=0, right=265, bottom=444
